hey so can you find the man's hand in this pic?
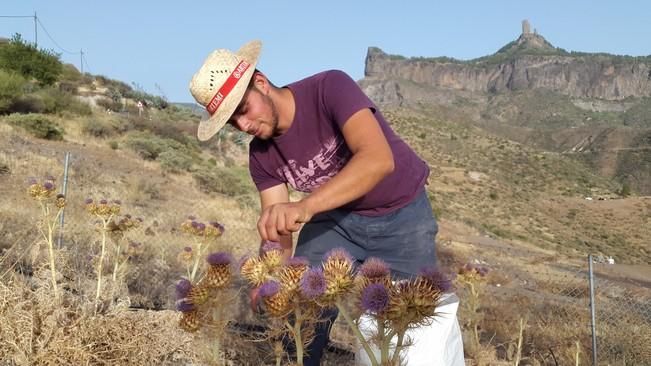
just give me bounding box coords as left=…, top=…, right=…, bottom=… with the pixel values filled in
left=258, top=201, right=313, bottom=242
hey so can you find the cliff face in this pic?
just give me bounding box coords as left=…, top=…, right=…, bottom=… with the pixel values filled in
left=363, top=42, right=651, bottom=102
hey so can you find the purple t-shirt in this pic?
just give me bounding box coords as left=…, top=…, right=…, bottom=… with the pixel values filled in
left=249, top=70, right=429, bottom=216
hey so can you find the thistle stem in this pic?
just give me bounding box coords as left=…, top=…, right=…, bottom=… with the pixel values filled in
left=45, top=205, right=62, bottom=300
left=391, top=330, right=405, bottom=366
left=95, top=215, right=113, bottom=313
left=336, top=299, right=379, bottom=366
left=294, top=306, right=304, bottom=366
left=378, top=320, right=389, bottom=363
left=190, top=239, right=203, bottom=282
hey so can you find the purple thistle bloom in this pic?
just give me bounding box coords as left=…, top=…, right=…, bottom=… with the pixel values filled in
left=300, top=268, right=326, bottom=299
left=419, top=267, right=453, bottom=292
left=324, top=247, right=353, bottom=263
left=261, top=240, right=282, bottom=253
left=286, top=256, right=309, bottom=267
left=361, top=283, right=390, bottom=314
left=42, top=181, right=55, bottom=190
left=187, top=215, right=196, bottom=220
left=84, top=198, right=93, bottom=205
left=99, top=199, right=108, bottom=205
left=175, top=279, right=193, bottom=299
left=176, top=298, right=195, bottom=312
left=209, top=221, right=225, bottom=233
left=359, top=257, right=390, bottom=278
left=206, top=252, right=232, bottom=266
left=183, top=246, right=192, bottom=252
left=196, top=222, right=206, bottom=231
left=259, top=280, right=281, bottom=298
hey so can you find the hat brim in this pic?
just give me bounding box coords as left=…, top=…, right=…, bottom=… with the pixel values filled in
left=196, top=40, right=262, bottom=141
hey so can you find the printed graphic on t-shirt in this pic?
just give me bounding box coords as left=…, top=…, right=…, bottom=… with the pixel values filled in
left=276, top=137, right=351, bottom=192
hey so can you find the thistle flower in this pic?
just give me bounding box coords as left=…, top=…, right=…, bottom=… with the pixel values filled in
left=240, top=256, right=268, bottom=287
left=299, top=267, right=326, bottom=300
left=42, top=181, right=55, bottom=192
left=360, top=283, right=390, bottom=315
left=176, top=297, right=195, bottom=312
left=85, top=198, right=93, bottom=205
left=205, top=252, right=233, bottom=289
left=259, top=280, right=291, bottom=318
left=418, top=267, right=453, bottom=293
left=175, top=279, right=193, bottom=300
left=279, top=256, right=310, bottom=293
left=261, top=240, right=282, bottom=253
left=182, top=283, right=209, bottom=305
left=358, top=257, right=391, bottom=286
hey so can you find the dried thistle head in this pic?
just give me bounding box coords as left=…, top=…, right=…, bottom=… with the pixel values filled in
left=299, top=267, right=327, bottom=300
left=279, top=256, right=310, bottom=294
left=205, top=252, right=233, bottom=289
left=205, top=221, right=225, bottom=238
left=418, top=266, right=453, bottom=293
left=321, top=248, right=355, bottom=302
left=458, top=263, right=489, bottom=283
left=240, top=256, right=268, bottom=287
left=386, top=278, right=440, bottom=328
left=55, top=193, right=66, bottom=208
left=177, top=246, right=193, bottom=265
left=27, top=177, right=57, bottom=200
left=259, top=280, right=291, bottom=318
left=262, top=248, right=283, bottom=272
left=179, top=309, right=200, bottom=332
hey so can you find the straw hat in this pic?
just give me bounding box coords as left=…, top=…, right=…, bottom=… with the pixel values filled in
left=189, top=40, right=262, bottom=141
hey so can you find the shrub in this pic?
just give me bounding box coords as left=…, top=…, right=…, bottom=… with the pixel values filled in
left=0, top=69, right=26, bottom=114
left=125, top=131, right=197, bottom=162
left=192, top=165, right=254, bottom=198
left=159, top=150, right=193, bottom=173
left=0, top=34, right=63, bottom=86
left=4, top=113, right=64, bottom=140
left=95, top=97, right=123, bottom=112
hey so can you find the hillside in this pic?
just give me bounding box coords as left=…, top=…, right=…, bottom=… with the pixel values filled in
left=360, top=21, right=651, bottom=196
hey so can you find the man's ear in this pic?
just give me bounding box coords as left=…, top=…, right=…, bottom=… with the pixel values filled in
left=252, top=71, right=270, bottom=94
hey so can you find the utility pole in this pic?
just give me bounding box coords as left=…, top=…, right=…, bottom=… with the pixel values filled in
left=80, top=49, right=84, bottom=73
left=34, top=11, right=37, bottom=47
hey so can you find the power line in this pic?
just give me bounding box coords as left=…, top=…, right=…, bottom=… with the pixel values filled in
left=36, top=18, right=79, bottom=55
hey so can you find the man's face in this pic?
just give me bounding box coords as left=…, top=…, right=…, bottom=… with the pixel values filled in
left=228, top=86, right=279, bottom=140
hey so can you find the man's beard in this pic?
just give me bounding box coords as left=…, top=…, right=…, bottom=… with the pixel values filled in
left=262, top=92, right=281, bottom=138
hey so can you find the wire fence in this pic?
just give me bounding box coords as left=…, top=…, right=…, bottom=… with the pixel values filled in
left=1, top=148, right=650, bottom=365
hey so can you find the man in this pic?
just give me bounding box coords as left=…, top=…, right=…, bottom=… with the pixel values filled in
left=190, top=40, right=439, bottom=365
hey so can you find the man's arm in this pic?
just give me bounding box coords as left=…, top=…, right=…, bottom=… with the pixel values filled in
left=258, top=183, right=293, bottom=259
left=258, top=108, right=394, bottom=241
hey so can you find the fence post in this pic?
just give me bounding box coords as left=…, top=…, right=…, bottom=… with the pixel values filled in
left=588, top=254, right=598, bottom=366
left=57, top=152, right=71, bottom=249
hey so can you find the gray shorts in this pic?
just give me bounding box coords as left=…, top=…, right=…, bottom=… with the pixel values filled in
left=295, top=189, right=438, bottom=279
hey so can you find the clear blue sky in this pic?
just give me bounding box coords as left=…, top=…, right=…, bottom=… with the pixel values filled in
left=2, top=1, right=650, bottom=103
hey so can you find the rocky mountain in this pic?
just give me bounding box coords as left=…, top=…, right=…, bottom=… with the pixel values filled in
left=360, top=21, right=651, bottom=195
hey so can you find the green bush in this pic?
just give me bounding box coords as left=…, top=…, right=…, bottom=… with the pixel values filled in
left=158, top=150, right=193, bottom=173
left=82, top=118, right=122, bottom=138
left=192, top=165, right=255, bottom=199
left=95, top=97, right=123, bottom=112
left=125, top=131, right=197, bottom=161
left=0, top=34, right=62, bottom=86
left=0, top=69, right=26, bottom=114
left=4, top=113, right=64, bottom=140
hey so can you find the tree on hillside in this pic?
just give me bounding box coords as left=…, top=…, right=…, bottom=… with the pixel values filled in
left=0, top=34, right=63, bottom=86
